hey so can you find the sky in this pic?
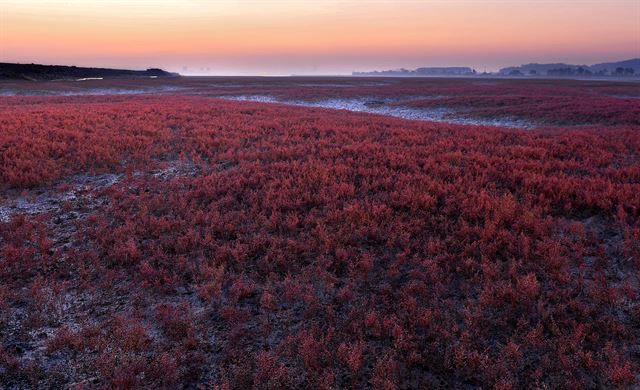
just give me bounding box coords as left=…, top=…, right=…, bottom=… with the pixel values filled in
left=1, top=0, right=639, bottom=75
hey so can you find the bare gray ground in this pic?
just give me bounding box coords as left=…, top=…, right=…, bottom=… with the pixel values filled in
left=220, top=95, right=535, bottom=128
left=0, top=161, right=203, bottom=388
left=0, top=86, right=187, bottom=97
left=0, top=174, right=122, bottom=224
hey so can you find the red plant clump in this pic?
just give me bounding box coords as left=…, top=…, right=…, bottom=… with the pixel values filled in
left=0, top=79, right=639, bottom=389
left=0, top=95, right=177, bottom=188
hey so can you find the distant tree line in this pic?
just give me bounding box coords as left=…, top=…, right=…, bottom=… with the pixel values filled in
left=546, top=67, right=634, bottom=76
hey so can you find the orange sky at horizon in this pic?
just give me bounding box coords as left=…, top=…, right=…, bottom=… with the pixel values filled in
left=1, top=0, right=639, bottom=75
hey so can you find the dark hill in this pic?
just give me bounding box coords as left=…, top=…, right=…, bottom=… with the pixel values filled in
left=0, top=63, right=180, bottom=81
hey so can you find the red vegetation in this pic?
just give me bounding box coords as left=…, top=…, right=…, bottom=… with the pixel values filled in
left=401, top=94, right=640, bottom=126
left=200, top=77, right=640, bottom=126
left=1, top=78, right=639, bottom=389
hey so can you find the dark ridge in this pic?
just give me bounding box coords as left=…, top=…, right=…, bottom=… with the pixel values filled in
left=0, top=63, right=180, bottom=81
